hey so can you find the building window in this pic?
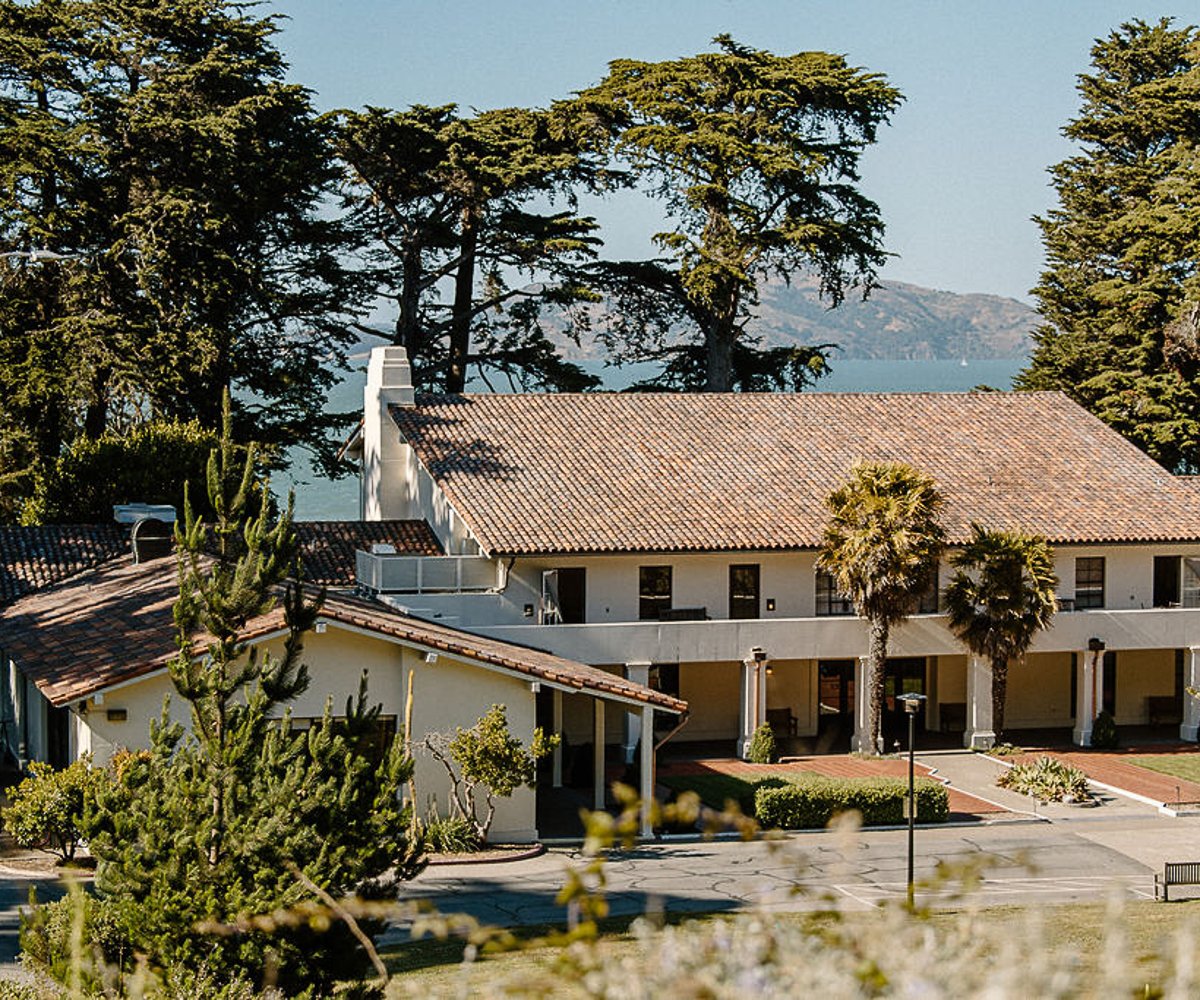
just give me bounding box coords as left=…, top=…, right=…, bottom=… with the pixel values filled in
left=729, top=564, right=760, bottom=619
left=916, top=563, right=939, bottom=614
left=290, top=715, right=397, bottom=766
left=649, top=663, right=680, bottom=699
left=815, top=571, right=855, bottom=616
left=639, top=566, right=672, bottom=620
left=1074, top=557, right=1105, bottom=609
left=1184, top=558, right=1200, bottom=608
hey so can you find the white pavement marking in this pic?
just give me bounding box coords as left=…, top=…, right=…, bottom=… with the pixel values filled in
left=824, top=872, right=1152, bottom=905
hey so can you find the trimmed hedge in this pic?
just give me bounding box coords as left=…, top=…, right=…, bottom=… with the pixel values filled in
left=754, top=775, right=950, bottom=829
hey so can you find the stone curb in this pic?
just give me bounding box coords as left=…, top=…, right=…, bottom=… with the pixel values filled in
left=426, top=843, right=545, bottom=867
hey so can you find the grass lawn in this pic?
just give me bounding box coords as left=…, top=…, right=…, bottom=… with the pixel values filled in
left=1128, top=753, right=1200, bottom=784
left=382, top=899, right=1200, bottom=997
left=658, top=772, right=760, bottom=813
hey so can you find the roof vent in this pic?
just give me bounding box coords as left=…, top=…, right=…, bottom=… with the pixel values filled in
left=114, top=503, right=177, bottom=525
left=131, top=517, right=174, bottom=564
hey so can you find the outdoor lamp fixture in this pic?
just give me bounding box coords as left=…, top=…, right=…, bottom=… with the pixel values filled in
left=751, top=647, right=767, bottom=664
left=1088, top=637, right=1106, bottom=652
left=897, top=692, right=928, bottom=910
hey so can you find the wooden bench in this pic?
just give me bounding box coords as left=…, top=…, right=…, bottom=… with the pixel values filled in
left=1155, top=862, right=1200, bottom=901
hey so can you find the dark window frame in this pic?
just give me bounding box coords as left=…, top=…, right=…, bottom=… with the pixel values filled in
left=639, top=565, right=673, bottom=621
left=1075, top=556, right=1105, bottom=609
left=729, top=563, right=761, bottom=619
left=815, top=571, right=855, bottom=617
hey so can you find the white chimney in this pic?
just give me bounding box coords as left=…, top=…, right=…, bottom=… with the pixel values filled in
left=362, top=345, right=415, bottom=520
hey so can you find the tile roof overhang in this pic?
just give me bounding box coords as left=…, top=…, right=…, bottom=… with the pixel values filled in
left=295, top=520, right=441, bottom=585
left=0, top=556, right=685, bottom=714
left=391, top=391, right=1200, bottom=555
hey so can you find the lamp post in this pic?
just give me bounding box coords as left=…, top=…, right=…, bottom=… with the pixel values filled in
left=897, top=692, right=927, bottom=910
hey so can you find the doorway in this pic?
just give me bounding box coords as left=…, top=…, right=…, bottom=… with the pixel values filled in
left=883, top=658, right=927, bottom=749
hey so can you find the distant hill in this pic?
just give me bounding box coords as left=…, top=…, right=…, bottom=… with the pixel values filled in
left=556, top=274, right=1037, bottom=362
left=753, top=274, right=1037, bottom=360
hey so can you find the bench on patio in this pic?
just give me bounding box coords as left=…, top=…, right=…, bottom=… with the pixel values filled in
left=1155, top=861, right=1200, bottom=901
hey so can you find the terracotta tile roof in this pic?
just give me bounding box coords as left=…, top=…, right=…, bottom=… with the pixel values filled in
left=295, top=520, right=441, bottom=586
left=0, top=556, right=685, bottom=714
left=0, top=525, right=130, bottom=607
left=391, top=391, right=1200, bottom=553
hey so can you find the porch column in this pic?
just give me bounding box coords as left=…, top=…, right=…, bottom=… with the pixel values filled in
left=756, top=660, right=768, bottom=728
left=1182, top=647, right=1200, bottom=742
left=963, top=656, right=995, bottom=749
left=1073, top=649, right=1096, bottom=747
left=851, top=655, right=872, bottom=752
left=737, top=659, right=756, bottom=758
left=1180, top=648, right=1200, bottom=739
left=639, top=705, right=654, bottom=837
left=623, top=662, right=651, bottom=763
left=592, top=698, right=606, bottom=810
left=552, top=689, right=564, bottom=788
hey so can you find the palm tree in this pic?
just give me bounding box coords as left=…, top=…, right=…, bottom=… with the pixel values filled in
left=944, top=524, right=1058, bottom=743
left=818, top=460, right=946, bottom=753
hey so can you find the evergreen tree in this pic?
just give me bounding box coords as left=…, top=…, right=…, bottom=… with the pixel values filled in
left=573, top=35, right=902, bottom=391
left=74, top=398, right=422, bottom=991
left=335, top=103, right=605, bottom=392
left=1017, top=19, right=1200, bottom=471
left=0, top=0, right=368, bottom=517
left=818, top=461, right=945, bottom=753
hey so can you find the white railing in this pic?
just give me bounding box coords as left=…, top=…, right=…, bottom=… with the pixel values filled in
left=355, top=552, right=499, bottom=594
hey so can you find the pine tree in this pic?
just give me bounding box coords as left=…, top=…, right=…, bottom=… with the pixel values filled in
left=75, top=397, right=422, bottom=991
left=1017, top=19, right=1200, bottom=471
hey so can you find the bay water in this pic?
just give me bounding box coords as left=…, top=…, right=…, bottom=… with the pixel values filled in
left=283, top=357, right=1026, bottom=520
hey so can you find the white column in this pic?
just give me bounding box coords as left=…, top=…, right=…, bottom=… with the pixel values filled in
left=963, top=656, right=995, bottom=749
left=737, top=659, right=756, bottom=758
left=639, top=705, right=654, bottom=838
left=1073, top=649, right=1096, bottom=746
left=623, top=662, right=651, bottom=763
left=756, top=661, right=768, bottom=730
left=1182, top=648, right=1200, bottom=742
left=592, top=698, right=606, bottom=810
left=552, top=689, right=564, bottom=788
left=851, top=655, right=872, bottom=752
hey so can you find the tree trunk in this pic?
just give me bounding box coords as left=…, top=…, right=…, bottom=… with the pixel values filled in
left=992, top=655, right=1009, bottom=744
left=703, top=318, right=735, bottom=391
left=868, top=618, right=890, bottom=754
left=396, top=240, right=423, bottom=356
left=446, top=204, right=478, bottom=393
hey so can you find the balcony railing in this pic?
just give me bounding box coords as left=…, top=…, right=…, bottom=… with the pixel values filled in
left=356, top=552, right=499, bottom=594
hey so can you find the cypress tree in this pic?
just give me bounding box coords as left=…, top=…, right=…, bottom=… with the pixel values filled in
left=1017, top=19, right=1200, bottom=471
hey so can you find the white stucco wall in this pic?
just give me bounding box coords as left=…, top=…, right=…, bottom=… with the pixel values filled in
left=71, top=625, right=541, bottom=843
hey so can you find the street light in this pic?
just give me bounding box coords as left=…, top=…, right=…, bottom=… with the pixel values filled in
left=897, top=691, right=927, bottom=910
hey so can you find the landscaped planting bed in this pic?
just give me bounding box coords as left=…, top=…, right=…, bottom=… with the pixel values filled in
left=660, top=772, right=949, bottom=828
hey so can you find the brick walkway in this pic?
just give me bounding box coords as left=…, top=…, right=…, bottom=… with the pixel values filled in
left=659, top=755, right=1008, bottom=819
left=1015, top=746, right=1200, bottom=806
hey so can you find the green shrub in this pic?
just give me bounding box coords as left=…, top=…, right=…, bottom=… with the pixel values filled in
left=19, top=885, right=129, bottom=994
left=746, top=723, right=777, bottom=764
left=754, top=775, right=949, bottom=829
left=996, top=755, right=1091, bottom=803
left=1091, top=710, right=1120, bottom=749
left=425, top=814, right=482, bottom=854
left=2, top=757, right=105, bottom=862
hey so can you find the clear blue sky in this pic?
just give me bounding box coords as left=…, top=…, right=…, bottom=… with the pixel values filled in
left=268, top=1, right=1191, bottom=304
